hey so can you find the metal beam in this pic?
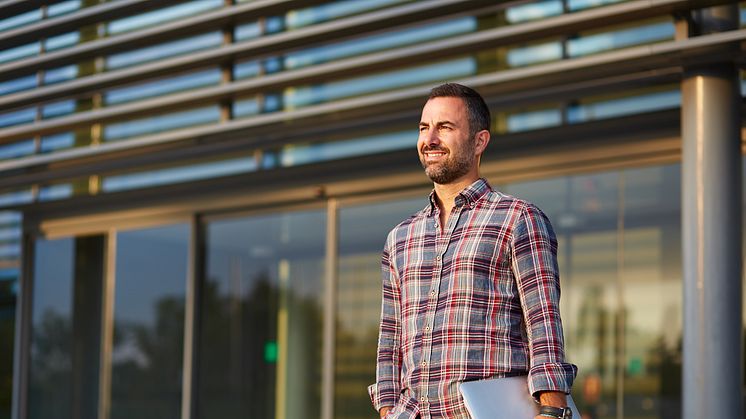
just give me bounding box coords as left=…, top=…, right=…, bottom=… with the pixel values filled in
left=0, top=0, right=491, bottom=82
left=0, top=0, right=734, bottom=112
left=0, top=29, right=743, bottom=182
left=0, top=0, right=67, bottom=18
left=681, top=5, right=743, bottom=419
left=0, top=0, right=189, bottom=51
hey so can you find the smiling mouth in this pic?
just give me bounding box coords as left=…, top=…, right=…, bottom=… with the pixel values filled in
left=423, top=150, right=447, bottom=159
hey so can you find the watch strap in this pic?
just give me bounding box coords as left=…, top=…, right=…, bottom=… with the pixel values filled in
left=538, top=405, right=572, bottom=419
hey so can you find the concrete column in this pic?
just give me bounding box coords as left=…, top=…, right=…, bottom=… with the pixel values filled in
left=681, top=5, right=742, bottom=419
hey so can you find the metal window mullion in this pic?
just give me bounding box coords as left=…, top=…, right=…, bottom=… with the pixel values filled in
left=11, top=232, right=35, bottom=419
left=321, top=198, right=338, bottom=419
left=180, top=215, right=202, bottom=419
left=98, top=230, right=117, bottom=419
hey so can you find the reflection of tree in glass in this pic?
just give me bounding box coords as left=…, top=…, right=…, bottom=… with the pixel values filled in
left=647, top=335, right=681, bottom=419
left=333, top=319, right=378, bottom=419
left=198, top=273, right=279, bottom=419
left=28, top=310, right=73, bottom=419
left=198, top=269, right=323, bottom=419
left=110, top=297, right=184, bottom=419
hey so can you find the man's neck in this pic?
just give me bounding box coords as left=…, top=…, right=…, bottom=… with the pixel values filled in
left=433, top=175, right=479, bottom=215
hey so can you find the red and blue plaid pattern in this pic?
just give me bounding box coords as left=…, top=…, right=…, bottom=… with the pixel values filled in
left=369, top=178, right=577, bottom=418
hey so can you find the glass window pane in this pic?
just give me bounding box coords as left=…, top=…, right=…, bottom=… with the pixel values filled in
left=335, top=197, right=426, bottom=418
left=199, top=210, right=326, bottom=419
left=29, top=235, right=105, bottom=419
left=110, top=224, right=189, bottom=419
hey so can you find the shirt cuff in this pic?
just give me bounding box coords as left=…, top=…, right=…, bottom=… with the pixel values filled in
left=527, top=362, right=578, bottom=397
left=368, top=383, right=399, bottom=412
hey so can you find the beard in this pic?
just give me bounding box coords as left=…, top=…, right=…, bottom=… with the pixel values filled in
left=420, top=143, right=475, bottom=185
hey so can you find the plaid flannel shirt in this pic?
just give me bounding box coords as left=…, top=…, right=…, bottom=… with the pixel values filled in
left=368, top=178, right=577, bottom=418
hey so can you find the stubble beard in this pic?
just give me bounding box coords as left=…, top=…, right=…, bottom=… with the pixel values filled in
left=420, top=144, right=475, bottom=185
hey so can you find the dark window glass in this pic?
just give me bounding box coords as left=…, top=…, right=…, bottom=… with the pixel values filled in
left=110, top=225, right=189, bottom=419
left=334, top=197, right=425, bottom=418
left=198, top=210, right=325, bottom=419
left=29, top=235, right=105, bottom=419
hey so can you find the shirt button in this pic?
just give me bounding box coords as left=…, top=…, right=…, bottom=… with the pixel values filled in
left=421, top=396, right=426, bottom=403
left=424, top=326, right=430, bottom=332
left=430, top=290, right=436, bottom=296
left=421, top=360, right=427, bottom=367
left=435, top=255, right=441, bottom=261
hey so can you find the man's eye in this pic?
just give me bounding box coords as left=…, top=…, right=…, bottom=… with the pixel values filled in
left=419, top=126, right=428, bottom=132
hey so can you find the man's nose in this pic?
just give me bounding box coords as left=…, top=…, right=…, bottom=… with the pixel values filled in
left=425, top=129, right=440, bottom=146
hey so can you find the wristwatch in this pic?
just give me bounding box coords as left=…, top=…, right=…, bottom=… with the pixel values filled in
left=538, top=405, right=572, bottom=419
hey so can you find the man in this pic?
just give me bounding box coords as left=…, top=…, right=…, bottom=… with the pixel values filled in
left=368, top=83, right=577, bottom=418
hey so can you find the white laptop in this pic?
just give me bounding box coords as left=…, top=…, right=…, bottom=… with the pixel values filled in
left=459, top=375, right=580, bottom=419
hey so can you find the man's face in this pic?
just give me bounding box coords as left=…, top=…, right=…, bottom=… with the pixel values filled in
left=418, top=96, right=477, bottom=185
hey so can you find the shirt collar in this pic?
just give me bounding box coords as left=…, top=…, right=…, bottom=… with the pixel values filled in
left=427, top=178, right=492, bottom=216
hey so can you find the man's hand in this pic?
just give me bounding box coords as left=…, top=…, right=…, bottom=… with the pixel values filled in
left=534, top=391, right=568, bottom=419
left=379, top=406, right=392, bottom=418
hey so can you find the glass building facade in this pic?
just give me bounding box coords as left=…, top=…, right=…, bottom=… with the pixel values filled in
left=0, top=1, right=744, bottom=418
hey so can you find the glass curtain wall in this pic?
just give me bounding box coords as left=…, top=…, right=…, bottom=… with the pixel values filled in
left=110, top=225, right=189, bottom=419
left=197, top=209, right=326, bottom=419
left=504, top=164, right=683, bottom=419
left=20, top=158, right=744, bottom=419
left=334, top=197, right=426, bottom=419
left=28, top=235, right=105, bottom=419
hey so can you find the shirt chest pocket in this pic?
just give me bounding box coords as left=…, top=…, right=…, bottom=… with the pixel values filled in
left=449, top=233, right=511, bottom=294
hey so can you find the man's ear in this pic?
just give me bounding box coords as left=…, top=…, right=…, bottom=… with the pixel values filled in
left=474, top=130, right=491, bottom=155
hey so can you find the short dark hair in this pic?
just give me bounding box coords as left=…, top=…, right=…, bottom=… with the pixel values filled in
left=427, top=83, right=491, bottom=137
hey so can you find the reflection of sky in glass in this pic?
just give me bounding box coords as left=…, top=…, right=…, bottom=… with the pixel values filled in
left=280, top=130, right=414, bottom=167
left=0, top=140, right=35, bottom=160
left=39, top=184, right=73, bottom=201
left=32, top=238, right=74, bottom=322
left=568, top=0, right=625, bottom=11
left=287, top=0, right=406, bottom=29
left=0, top=9, right=40, bottom=32
left=506, top=1, right=563, bottom=24
left=114, top=224, right=188, bottom=325
left=285, top=17, right=476, bottom=70
left=107, top=0, right=223, bottom=34
left=104, top=106, right=220, bottom=141
left=48, top=0, right=82, bottom=17
left=567, top=89, right=679, bottom=123
left=0, top=212, right=21, bottom=225
left=0, top=190, right=33, bottom=208
left=507, top=41, right=562, bottom=67
left=285, top=57, right=476, bottom=108
left=45, top=32, right=80, bottom=52
left=0, top=227, right=20, bottom=241
left=0, top=75, right=36, bottom=95
left=42, top=100, right=76, bottom=119
left=0, top=244, right=20, bottom=259
left=105, top=69, right=221, bottom=105
left=0, top=42, right=39, bottom=64
left=234, top=60, right=262, bottom=80
left=0, top=107, right=35, bottom=128
left=507, top=108, right=562, bottom=132
left=41, top=132, right=75, bottom=153
left=102, top=156, right=257, bottom=192
left=106, top=32, right=222, bottom=70
left=568, top=22, right=673, bottom=57
left=44, top=65, right=79, bottom=85
left=233, top=97, right=261, bottom=117
left=234, top=21, right=262, bottom=41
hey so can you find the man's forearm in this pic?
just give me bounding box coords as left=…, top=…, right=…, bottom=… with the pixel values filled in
left=538, top=390, right=567, bottom=407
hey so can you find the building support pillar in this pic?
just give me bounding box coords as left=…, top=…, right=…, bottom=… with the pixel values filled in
left=681, top=5, right=742, bottom=419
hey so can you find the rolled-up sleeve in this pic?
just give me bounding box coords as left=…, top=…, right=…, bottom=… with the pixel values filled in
left=511, top=204, right=577, bottom=396
left=368, top=236, right=402, bottom=411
